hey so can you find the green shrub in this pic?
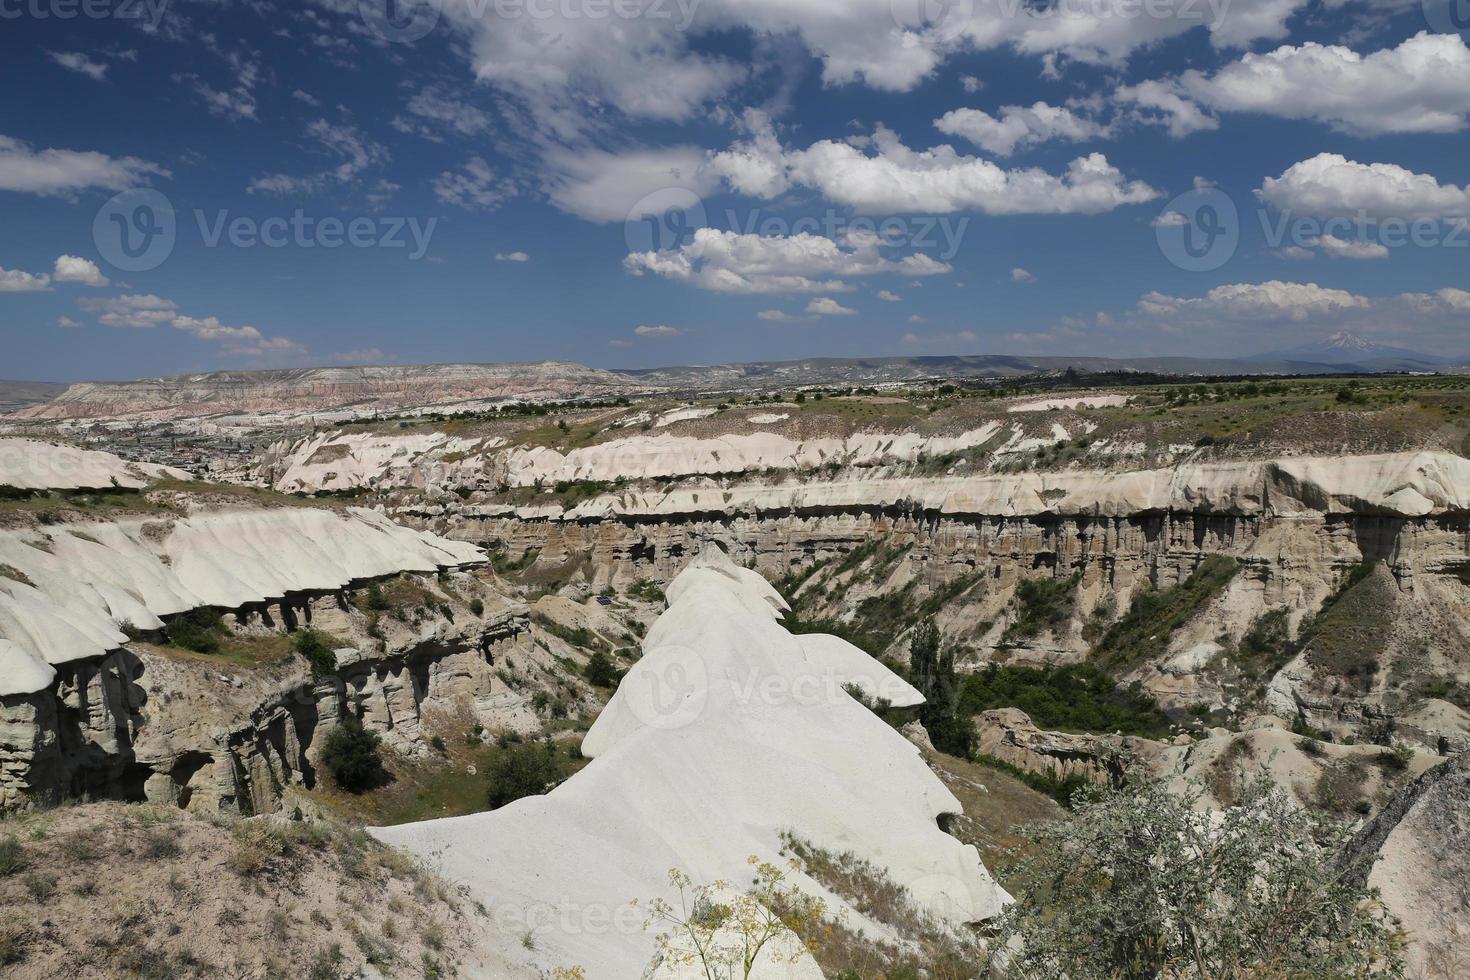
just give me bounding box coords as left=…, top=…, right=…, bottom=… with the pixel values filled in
left=992, top=776, right=1405, bottom=978
left=468, top=598, right=485, bottom=617
left=1003, top=573, right=1081, bottom=644
left=582, top=652, right=622, bottom=689
left=960, top=663, right=1173, bottom=739
left=167, top=608, right=226, bottom=654
left=487, top=743, right=567, bottom=810
left=294, top=629, right=337, bottom=680
left=0, top=836, right=22, bottom=876
left=364, top=582, right=390, bottom=611
left=320, top=717, right=382, bottom=792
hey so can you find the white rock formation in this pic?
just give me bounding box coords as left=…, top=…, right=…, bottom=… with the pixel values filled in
left=0, top=438, right=189, bottom=490
left=555, top=451, right=1470, bottom=520
left=0, top=506, right=483, bottom=695
left=1007, top=395, right=1130, bottom=412
left=373, top=547, right=1007, bottom=977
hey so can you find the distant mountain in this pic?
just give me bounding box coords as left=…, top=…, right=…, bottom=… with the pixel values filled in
left=1251, top=331, right=1462, bottom=369
left=0, top=380, right=67, bottom=414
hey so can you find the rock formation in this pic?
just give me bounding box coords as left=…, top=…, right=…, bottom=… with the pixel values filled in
left=373, top=547, right=1008, bottom=977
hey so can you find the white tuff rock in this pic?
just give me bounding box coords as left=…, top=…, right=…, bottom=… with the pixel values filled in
left=373, top=547, right=1007, bottom=977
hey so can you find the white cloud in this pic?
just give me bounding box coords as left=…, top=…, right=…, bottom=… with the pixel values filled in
left=48, top=51, right=108, bottom=81
left=805, top=297, right=857, bottom=316
left=248, top=119, right=387, bottom=196
left=1258, top=153, right=1470, bottom=220
left=736, top=125, right=1159, bottom=215
left=291, top=89, right=320, bottom=106
left=624, top=227, right=951, bottom=295
left=1137, top=281, right=1373, bottom=322
left=1114, top=79, right=1221, bottom=137
left=0, top=135, right=167, bottom=198
left=77, top=293, right=303, bottom=356
left=934, top=102, right=1111, bottom=156
left=960, top=75, right=983, bottom=93
left=877, top=290, right=902, bottom=302
left=79, top=293, right=177, bottom=328
left=1313, top=234, right=1389, bottom=260
left=757, top=310, right=807, bottom=322
left=56, top=316, right=80, bottom=329
left=1276, top=245, right=1317, bottom=260
left=0, top=266, right=50, bottom=292
left=176, top=51, right=261, bottom=122
left=1011, top=267, right=1036, bottom=283
left=608, top=338, right=633, bottom=348
left=902, top=329, right=978, bottom=347
left=433, top=157, right=514, bottom=211
left=634, top=324, right=684, bottom=336
left=392, top=87, right=494, bottom=141
left=907, top=314, right=927, bottom=323
left=51, top=255, right=109, bottom=287
left=1129, top=33, right=1470, bottom=138
left=545, top=144, right=718, bottom=223
left=496, top=251, right=530, bottom=262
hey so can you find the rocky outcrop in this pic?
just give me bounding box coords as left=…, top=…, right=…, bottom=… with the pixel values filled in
left=0, top=437, right=190, bottom=490
left=374, top=547, right=1007, bottom=977
left=1336, top=754, right=1469, bottom=977
left=975, top=708, right=1159, bottom=785
left=1, top=575, right=531, bottom=814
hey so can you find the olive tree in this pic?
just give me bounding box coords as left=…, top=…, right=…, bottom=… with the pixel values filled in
left=990, top=775, right=1405, bottom=979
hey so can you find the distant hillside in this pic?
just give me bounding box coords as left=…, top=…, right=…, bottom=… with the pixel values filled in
left=1251, top=331, right=1468, bottom=373
left=0, top=380, right=67, bottom=413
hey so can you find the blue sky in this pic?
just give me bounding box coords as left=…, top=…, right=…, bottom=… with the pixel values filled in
left=2, top=0, right=1469, bottom=380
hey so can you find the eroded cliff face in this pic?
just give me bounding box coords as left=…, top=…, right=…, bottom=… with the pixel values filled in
left=389, top=477, right=1470, bottom=753
left=0, top=575, right=535, bottom=814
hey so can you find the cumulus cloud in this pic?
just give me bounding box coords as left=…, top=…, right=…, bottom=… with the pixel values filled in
left=1312, top=234, right=1389, bottom=260
left=1125, top=33, right=1470, bottom=138
left=78, top=293, right=303, bottom=356
left=0, top=134, right=167, bottom=198
left=1011, top=267, right=1036, bottom=283
left=1258, top=153, right=1470, bottom=220
left=0, top=266, right=51, bottom=292
left=1137, top=281, right=1373, bottom=322
left=624, top=227, right=951, bottom=294
left=51, top=255, right=109, bottom=287
left=719, top=124, right=1159, bottom=215
left=757, top=310, right=808, bottom=322
left=433, top=157, right=515, bottom=211
left=496, top=251, right=530, bottom=262
left=877, top=290, right=902, bottom=302
left=634, top=324, right=684, bottom=336
left=805, top=297, right=857, bottom=316
left=934, top=102, right=1111, bottom=156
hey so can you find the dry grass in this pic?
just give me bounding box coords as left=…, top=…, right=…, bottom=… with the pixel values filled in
left=0, top=801, right=481, bottom=979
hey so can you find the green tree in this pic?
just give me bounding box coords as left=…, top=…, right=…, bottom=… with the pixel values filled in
left=319, top=717, right=382, bottom=793
left=908, top=621, right=974, bottom=758
left=487, top=742, right=567, bottom=810
left=990, top=775, right=1405, bottom=979
left=583, top=651, right=622, bottom=689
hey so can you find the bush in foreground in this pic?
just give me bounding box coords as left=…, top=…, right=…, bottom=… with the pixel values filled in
left=320, top=717, right=383, bottom=793
left=990, top=775, right=1405, bottom=978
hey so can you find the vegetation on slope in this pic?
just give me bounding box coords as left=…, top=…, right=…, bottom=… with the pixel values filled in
left=1091, top=556, right=1239, bottom=672
left=960, top=663, right=1174, bottom=739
